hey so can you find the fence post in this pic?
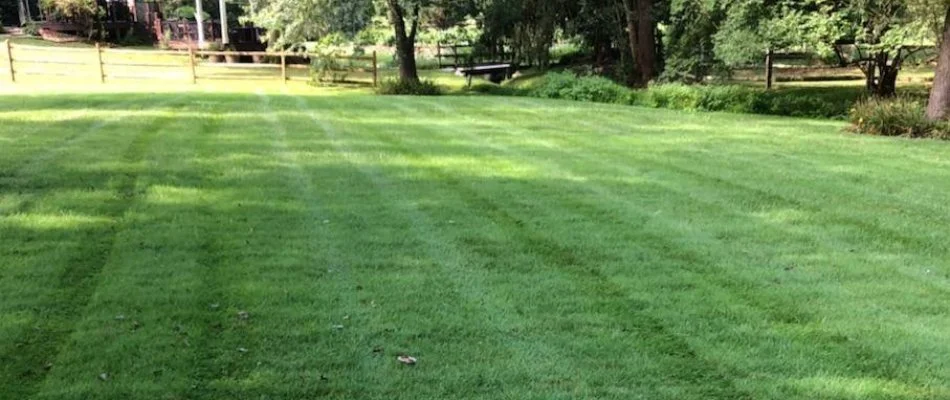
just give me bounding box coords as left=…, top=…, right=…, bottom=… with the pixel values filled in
left=188, top=47, right=197, bottom=84
left=765, top=48, right=774, bottom=90
left=280, top=52, right=287, bottom=83
left=436, top=42, right=442, bottom=68
left=96, top=43, right=105, bottom=83
left=5, top=40, right=14, bottom=83
left=372, top=51, right=378, bottom=88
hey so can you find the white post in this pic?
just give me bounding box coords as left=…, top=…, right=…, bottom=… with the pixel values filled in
left=195, top=0, right=206, bottom=48
left=219, top=0, right=229, bottom=45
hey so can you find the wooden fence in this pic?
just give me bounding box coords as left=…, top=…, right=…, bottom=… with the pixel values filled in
left=1, top=40, right=379, bottom=86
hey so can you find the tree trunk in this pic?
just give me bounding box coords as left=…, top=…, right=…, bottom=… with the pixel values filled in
left=387, top=0, right=420, bottom=83
left=863, top=52, right=897, bottom=97
left=635, top=0, right=656, bottom=84
left=17, top=0, right=29, bottom=26
left=622, top=0, right=642, bottom=86
left=927, top=6, right=950, bottom=120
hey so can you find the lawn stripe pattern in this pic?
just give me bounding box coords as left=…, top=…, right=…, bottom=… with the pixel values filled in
left=1, top=90, right=950, bottom=399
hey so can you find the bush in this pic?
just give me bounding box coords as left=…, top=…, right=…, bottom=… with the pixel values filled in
left=475, top=72, right=890, bottom=121
left=639, top=83, right=701, bottom=110
left=849, top=97, right=950, bottom=139
left=22, top=21, right=41, bottom=37
left=309, top=47, right=351, bottom=84
left=528, top=72, right=632, bottom=104
left=468, top=83, right=526, bottom=97
left=377, top=79, right=442, bottom=96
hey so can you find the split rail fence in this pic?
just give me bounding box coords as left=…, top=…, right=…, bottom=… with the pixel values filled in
left=1, top=40, right=378, bottom=86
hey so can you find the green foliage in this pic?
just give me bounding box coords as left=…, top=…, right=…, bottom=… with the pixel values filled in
left=640, top=83, right=703, bottom=110
left=526, top=72, right=632, bottom=104
left=244, top=0, right=374, bottom=48
left=377, top=78, right=443, bottom=95
left=309, top=45, right=353, bottom=84
left=713, top=0, right=847, bottom=66
left=467, top=82, right=527, bottom=96
left=172, top=5, right=209, bottom=21
left=491, top=71, right=871, bottom=119
left=22, top=20, right=41, bottom=36
left=660, top=0, right=722, bottom=83
left=850, top=97, right=950, bottom=138
left=40, top=0, right=102, bottom=36
left=478, top=0, right=577, bottom=68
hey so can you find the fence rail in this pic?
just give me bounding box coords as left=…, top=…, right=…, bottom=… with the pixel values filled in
left=1, top=40, right=379, bottom=86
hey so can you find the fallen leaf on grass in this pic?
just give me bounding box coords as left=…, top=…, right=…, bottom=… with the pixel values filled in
left=98, top=373, right=109, bottom=381
left=397, top=355, right=417, bottom=365
left=332, top=325, right=344, bottom=330
left=237, top=311, right=250, bottom=320
left=238, top=347, right=248, bottom=353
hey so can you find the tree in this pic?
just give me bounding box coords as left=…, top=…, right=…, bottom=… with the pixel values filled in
left=40, top=0, right=101, bottom=38
left=17, top=0, right=32, bottom=26
left=714, top=0, right=846, bottom=86
left=927, top=4, right=950, bottom=120
left=477, top=0, right=574, bottom=70
left=661, top=0, right=723, bottom=83
left=839, top=0, right=935, bottom=96
left=246, top=0, right=373, bottom=48
left=622, top=0, right=658, bottom=85
left=386, top=0, right=422, bottom=82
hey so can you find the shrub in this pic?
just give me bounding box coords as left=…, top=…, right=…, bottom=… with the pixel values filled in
left=22, top=21, right=42, bottom=37
left=468, top=83, right=526, bottom=97
left=528, top=72, right=632, bottom=104
left=849, top=97, right=950, bottom=139
left=377, top=79, right=442, bottom=96
left=309, top=47, right=351, bottom=84
left=696, top=85, right=758, bottom=113
left=473, top=71, right=900, bottom=121
left=639, top=83, right=701, bottom=110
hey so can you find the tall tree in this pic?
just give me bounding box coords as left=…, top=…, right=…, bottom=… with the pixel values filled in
left=622, top=0, right=658, bottom=85
left=18, top=0, right=31, bottom=25
left=661, top=0, right=723, bottom=83
left=927, top=4, right=950, bottom=120
left=387, top=0, right=422, bottom=82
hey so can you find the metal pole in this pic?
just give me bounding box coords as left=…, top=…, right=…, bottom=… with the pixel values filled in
left=195, top=0, right=206, bottom=48
left=219, top=0, right=229, bottom=45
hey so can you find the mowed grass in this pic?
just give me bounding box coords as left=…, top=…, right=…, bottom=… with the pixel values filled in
left=2, top=86, right=950, bottom=400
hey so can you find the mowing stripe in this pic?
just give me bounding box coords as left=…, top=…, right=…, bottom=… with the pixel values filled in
left=0, top=95, right=187, bottom=216
left=336, top=95, right=754, bottom=397
left=286, top=94, right=598, bottom=395
left=0, top=100, right=183, bottom=399
left=404, top=96, right=950, bottom=389
left=288, top=94, right=751, bottom=398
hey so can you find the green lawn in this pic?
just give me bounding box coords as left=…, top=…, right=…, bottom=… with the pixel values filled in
left=2, top=87, right=950, bottom=400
